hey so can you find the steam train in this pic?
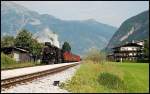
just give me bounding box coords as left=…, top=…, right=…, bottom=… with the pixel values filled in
left=41, top=42, right=81, bottom=64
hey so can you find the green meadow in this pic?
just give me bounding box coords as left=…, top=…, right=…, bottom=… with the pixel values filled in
left=60, top=61, right=149, bottom=93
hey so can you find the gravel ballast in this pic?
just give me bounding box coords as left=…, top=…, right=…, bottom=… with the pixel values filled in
left=1, top=64, right=80, bottom=93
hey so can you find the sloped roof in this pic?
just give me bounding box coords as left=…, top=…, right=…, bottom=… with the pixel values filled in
left=1, top=46, right=29, bottom=53
left=112, top=42, right=143, bottom=49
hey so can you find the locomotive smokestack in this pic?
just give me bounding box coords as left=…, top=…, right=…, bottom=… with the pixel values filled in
left=45, top=42, right=51, bottom=47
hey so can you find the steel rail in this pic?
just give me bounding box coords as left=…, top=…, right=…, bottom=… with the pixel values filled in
left=1, top=63, right=79, bottom=89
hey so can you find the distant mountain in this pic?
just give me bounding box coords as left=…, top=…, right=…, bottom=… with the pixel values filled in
left=1, top=1, right=117, bottom=55
left=105, top=10, right=149, bottom=53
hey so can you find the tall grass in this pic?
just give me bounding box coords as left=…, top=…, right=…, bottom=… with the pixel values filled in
left=1, top=53, right=41, bottom=70
left=1, top=53, right=16, bottom=64
left=60, top=61, right=149, bottom=93
left=60, top=61, right=126, bottom=93
left=98, top=72, right=126, bottom=90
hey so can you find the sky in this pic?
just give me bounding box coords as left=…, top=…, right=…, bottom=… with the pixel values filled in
left=13, top=1, right=149, bottom=27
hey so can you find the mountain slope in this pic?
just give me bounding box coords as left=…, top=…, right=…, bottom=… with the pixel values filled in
left=1, top=1, right=117, bottom=55
left=105, top=10, right=149, bottom=53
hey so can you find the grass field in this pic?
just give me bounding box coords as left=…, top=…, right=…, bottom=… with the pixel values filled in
left=1, top=53, right=41, bottom=70
left=60, top=60, right=149, bottom=93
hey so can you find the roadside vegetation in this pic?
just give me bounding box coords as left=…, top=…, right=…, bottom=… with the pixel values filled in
left=60, top=48, right=149, bottom=93
left=1, top=29, right=44, bottom=62
left=1, top=29, right=44, bottom=70
left=83, top=48, right=106, bottom=63
left=1, top=53, right=41, bottom=70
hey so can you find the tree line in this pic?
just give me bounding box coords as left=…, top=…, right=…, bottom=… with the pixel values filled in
left=143, top=39, right=149, bottom=60
left=1, top=29, right=71, bottom=61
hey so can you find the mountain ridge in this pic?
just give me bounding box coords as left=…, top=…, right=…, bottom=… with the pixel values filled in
left=105, top=10, right=149, bottom=53
left=1, top=1, right=117, bottom=55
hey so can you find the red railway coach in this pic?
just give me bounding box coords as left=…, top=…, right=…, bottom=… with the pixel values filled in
left=63, top=51, right=81, bottom=62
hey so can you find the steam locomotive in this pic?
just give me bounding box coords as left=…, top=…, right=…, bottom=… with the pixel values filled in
left=41, top=42, right=81, bottom=64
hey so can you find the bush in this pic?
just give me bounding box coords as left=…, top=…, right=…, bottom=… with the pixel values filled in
left=1, top=53, right=16, bottom=64
left=98, top=72, right=126, bottom=90
left=1, top=53, right=16, bottom=69
left=1, top=53, right=41, bottom=70
left=83, top=48, right=106, bottom=63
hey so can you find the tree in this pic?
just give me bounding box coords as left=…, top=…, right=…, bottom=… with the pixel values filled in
left=144, top=39, right=149, bottom=59
left=62, top=42, right=71, bottom=52
left=29, top=39, right=44, bottom=62
left=15, top=29, right=32, bottom=49
left=83, top=48, right=106, bottom=63
left=1, top=36, right=15, bottom=48
left=15, top=29, right=45, bottom=62
left=30, top=39, right=43, bottom=56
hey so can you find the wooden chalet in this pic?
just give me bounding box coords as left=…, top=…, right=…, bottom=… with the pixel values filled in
left=107, top=40, right=144, bottom=62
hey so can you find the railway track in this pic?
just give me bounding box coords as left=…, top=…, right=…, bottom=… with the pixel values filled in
left=1, top=63, right=79, bottom=89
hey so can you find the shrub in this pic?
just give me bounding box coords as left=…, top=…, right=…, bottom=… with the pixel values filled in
left=98, top=72, right=126, bottom=90
left=1, top=53, right=41, bottom=70
left=1, top=53, right=16, bottom=64
left=83, top=48, right=106, bottom=63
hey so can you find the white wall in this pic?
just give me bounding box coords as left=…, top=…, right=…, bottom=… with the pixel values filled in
left=120, top=46, right=139, bottom=51
left=13, top=52, right=20, bottom=62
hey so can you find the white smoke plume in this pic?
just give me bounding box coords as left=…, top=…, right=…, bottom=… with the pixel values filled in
left=33, top=28, right=60, bottom=48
